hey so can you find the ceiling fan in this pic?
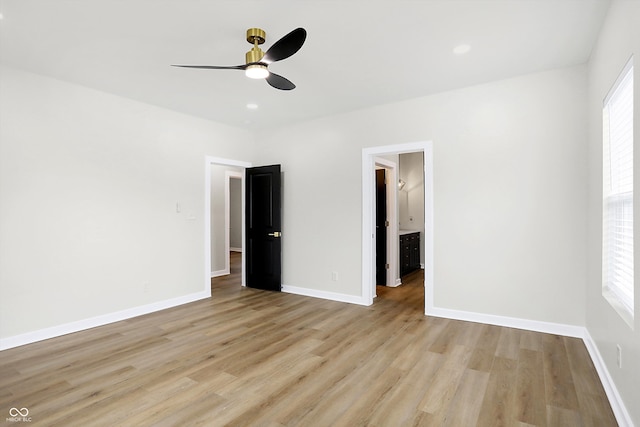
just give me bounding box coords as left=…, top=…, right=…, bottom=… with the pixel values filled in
left=172, top=27, right=307, bottom=90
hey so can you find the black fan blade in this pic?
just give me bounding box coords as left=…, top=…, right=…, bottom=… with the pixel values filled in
left=262, top=28, right=307, bottom=64
left=171, top=64, right=247, bottom=70
left=266, top=72, right=296, bottom=90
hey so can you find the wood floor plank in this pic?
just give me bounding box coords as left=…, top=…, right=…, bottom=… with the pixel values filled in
left=0, top=254, right=617, bottom=426
left=546, top=404, right=584, bottom=426
left=519, top=329, right=544, bottom=352
left=495, top=327, right=521, bottom=360
left=369, top=350, right=444, bottom=426
left=330, top=366, right=405, bottom=427
left=542, top=334, right=580, bottom=410
left=427, top=319, right=464, bottom=354
left=467, top=323, right=502, bottom=372
left=441, top=368, right=490, bottom=426
left=476, top=356, right=518, bottom=426
left=515, top=348, right=548, bottom=426
left=418, top=344, right=473, bottom=415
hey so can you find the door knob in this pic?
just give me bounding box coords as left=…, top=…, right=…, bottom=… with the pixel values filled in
left=268, top=231, right=282, bottom=237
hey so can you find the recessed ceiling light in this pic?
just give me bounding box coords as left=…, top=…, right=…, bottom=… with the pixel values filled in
left=246, top=103, right=258, bottom=110
left=453, top=44, right=471, bottom=55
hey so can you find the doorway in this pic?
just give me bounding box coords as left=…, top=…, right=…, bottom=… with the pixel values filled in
left=205, top=157, right=283, bottom=293
left=362, top=142, right=433, bottom=314
left=210, top=165, right=244, bottom=278
left=206, top=156, right=252, bottom=289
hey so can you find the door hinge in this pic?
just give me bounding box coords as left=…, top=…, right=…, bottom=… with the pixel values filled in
left=385, top=220, right=390, bottom=227
left=385, top=263, right=390, bottom=269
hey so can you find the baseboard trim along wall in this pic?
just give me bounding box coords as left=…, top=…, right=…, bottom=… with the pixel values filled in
left=0, top=290, right=211, bottom=351
left=582, top=330, right=634, bottom=427
left=427, top=306, right=585, bottom=337
left=281, top=285, right=369, bottom=306
left=211, top=269, right=229, bottom=278
left=428, top=306, right=632, bottom=427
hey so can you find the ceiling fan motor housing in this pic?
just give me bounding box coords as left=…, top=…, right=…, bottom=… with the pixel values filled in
left=246, top=47, right=265, bottom=63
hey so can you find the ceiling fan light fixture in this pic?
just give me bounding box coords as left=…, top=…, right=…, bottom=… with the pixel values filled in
left=173, top=27, right=305, bottom=90
left=245, top=64, right=269, bottom=79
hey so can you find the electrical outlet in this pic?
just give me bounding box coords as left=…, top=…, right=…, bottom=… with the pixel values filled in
left=616, top=344, right=622, bottom=368
left=144, top=282, right=150, bottom=293
left=331, top=272, right=338, bottom=281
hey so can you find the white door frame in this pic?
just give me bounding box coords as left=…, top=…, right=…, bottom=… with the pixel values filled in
left=205, top=156, right=252, bottom=290
left=374, top=157, right=399, bottom=290
left=362, top=142, right=433, bottom=314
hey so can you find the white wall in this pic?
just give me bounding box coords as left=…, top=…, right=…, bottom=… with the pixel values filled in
left=257, top=65, right=588, bottom=326
left=0, top=65, right=254, bottom=342
left=586, top=1, right=640, bottom=424
left=0, top=62, right=590, bottom=342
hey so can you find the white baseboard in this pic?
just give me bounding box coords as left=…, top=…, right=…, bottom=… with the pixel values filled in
left=230, top=247, right=242, bottom=253
left=0, top=290, right=211, bottom=351
left=427, top=305, right=632, bottom=427
left=211, top=269, right=229, bottom=278
left=427, top=306, right=585, bottom=337
left=582, top=330, right=634, bottom=427
left=282, top=285, right=369, bottom=306
left=385, top=278, right=402, bottom=288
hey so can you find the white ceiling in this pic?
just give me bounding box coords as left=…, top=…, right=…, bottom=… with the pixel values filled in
left=0, top=0, right=611, bottom=130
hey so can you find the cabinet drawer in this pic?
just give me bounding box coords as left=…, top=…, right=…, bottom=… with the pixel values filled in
left=400, top=232, right=419, bottom=243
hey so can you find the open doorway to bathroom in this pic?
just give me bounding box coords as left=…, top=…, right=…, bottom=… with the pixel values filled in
left=362, top=141, right=433, bottom=315
left=375, top=153, right=425, bottom=311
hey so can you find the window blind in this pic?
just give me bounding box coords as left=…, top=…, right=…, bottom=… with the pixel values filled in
left=603, top=57, right=634, bottom=316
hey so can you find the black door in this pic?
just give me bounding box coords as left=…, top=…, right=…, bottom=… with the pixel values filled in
left=376, top=169, right=387, bottom=286
left=246, top=165, right=282, bottom=291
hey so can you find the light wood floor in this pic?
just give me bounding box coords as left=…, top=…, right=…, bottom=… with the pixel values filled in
left=1, top=252, right=616, bottom=426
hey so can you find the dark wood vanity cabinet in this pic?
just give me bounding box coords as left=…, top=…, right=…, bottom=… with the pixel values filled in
left=400, top=232, right=420, bottom=277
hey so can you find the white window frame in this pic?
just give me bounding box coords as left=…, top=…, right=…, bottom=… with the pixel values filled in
left=602, top=56, right=634, bottom=329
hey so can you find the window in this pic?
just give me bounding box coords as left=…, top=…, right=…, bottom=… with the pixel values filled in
left=603, top=56, right=634, bottom=327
